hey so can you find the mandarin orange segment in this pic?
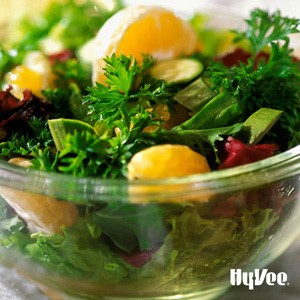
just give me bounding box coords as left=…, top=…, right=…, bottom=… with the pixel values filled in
left=92, top=5, right=202, bottom=84
left=5, top=51, right=52, bottom=98
left=0, top=158, right=79, bottom=234
left=127, top=144, right=210, bottom=180
left=6, top=66, right=44, bottom=97
left=0, top=189, right=79, bottom=234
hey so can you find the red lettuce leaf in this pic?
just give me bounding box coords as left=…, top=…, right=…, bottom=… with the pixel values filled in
left=48, top=49, right=74, bottom=65
left=120, top=247, right=159, bottom=268
left=216, top=48, right=269, bottom=68
left=0, top=86, right=51, bottom=138
left=219, top=136, right=278, bottom=170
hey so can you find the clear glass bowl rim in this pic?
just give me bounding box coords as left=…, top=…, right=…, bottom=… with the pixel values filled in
left=1, top=145, right=300, bottom=203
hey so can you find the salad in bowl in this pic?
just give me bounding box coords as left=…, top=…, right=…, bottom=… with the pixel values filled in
left=1, top=1, right=300, bottom=299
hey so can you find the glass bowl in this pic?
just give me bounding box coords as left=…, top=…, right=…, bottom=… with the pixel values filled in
left=1, top=2, right=300, bottom=300
left=1, top=146, right=300, bottom=300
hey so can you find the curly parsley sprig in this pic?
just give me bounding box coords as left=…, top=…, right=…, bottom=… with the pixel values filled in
left=234, top=8, right=300, bottom=55
left=31, top=109, right=159, bottom=178
left=83, top=53, right=172, bottom=123
left=207, top=8, right=300, bottom=149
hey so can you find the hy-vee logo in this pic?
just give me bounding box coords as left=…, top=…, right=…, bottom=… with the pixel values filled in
left=230, top=269, right=289, bottom=290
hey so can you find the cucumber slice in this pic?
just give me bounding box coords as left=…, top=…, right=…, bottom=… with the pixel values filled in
left=149, top=58, right=203, bottom=85
left=48, top=118, right=96, bottom=151
left=243, top=108, right=283, bottom=144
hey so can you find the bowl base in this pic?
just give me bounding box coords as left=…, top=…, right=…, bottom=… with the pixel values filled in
left=39, top=285, right=229, bottom=300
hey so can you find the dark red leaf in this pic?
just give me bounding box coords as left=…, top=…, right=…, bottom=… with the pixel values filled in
left=0, top=87, right=51, bottom=138
left=216, top=48, right=270, bottom=68
left=48, top=49, right=74, bottom=65
left=219, top=137, right=278, bottom=170
left=211, top=194, right=244, bottom=218
left=254, top=51, right=269, bottom=67
left=120, top=247, right=159, bottom=268
left=0, top=86, right=24, bottom=118
left=216, top=48, right=251, bottom=68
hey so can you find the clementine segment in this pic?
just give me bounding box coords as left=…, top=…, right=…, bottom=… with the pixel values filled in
left=92, top=5, right=202, bottom=84
left=127, top=144, right=212, bottom=204
left=127, top=144, right=210, bottom=180
left=6, top=66, right=44, bottom=97
left=0, top=158, right=79, bottom=234
left=0, top=189, right=79, bottom=234
left=5, top=51, right=52, bottom=98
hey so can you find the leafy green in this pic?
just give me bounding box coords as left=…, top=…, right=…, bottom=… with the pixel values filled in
left=42, top=87, right=75, bottom=119
left=175, top=92, right=243, bottom=130
left=14, top=0, right=124, bottom=51
left=234, top=9, right=300, bottom=55
left=58, top=131, right=108, bottom=176
left=105, top=53, right=140, bottom=94
left=173, top=77, right=216, bottom=112
left=0, top=197, right=30, bottom=248
left=0, top=47, right=23, bottom=84
left=0, top=117, right=53, bottom=160
left=140, top=205, right=279, bottom=287
left=42, top=56, right=92, bottom=121
left=32, top=108, right=158, bottom=178
left=30, top=148, right=59, bottom=173
left=51, top=59, right=91, bottom=91
left=242, top=108, right=283, bottom=144
left=207, top=8, right=300, bottom=150
left=34, top=52, right=180, bottom=178
left=48, top=118, right=96, bottom=151
left=43, top=83, right=90, bottom=122
left=25, top=217, right=133, bottom=282
left=84, top=53, right=172, bottom=124
left=93, top=203, right=171, bottom=253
